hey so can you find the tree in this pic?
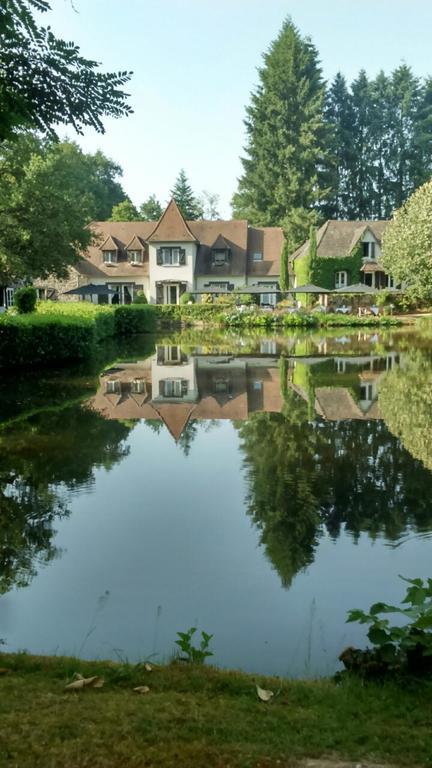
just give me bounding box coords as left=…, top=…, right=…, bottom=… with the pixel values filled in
left=170, top=170, right=203, bottom=219
left=381, top=180, right=432, bottom=301
left=110, top=199, right=139, bottom=221
left=323, top=73, right=356, bottom=219
left=279, top=240, right=290, bottom=291
left=84, top=150, right=128, bottom=220
left=0, top=136, right=94, bottom=282
left=140, top=194, right=163, bottom=221
left=0, top=0, right=132, bottom=141
left=199, top=190, right=220, bottom=220
left=231, top=18, right=330, bottom=250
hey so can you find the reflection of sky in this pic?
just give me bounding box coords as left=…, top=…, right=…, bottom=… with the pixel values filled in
left=2, top=420, right=432, bottom=678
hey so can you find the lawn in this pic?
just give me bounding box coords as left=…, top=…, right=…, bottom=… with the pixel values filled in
left=0, top=654, right=431, bottom=767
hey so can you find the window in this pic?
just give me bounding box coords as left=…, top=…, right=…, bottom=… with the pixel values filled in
left=260, top=340, right=277, bottom=355
left=212, top=249, right=228, bottom=266
left=129, top=250, right=143, bottom=264
left=157, top=247, right=185, bottom=266
left=335, top=271, right=348, bottom=288
left=362, top=241, right=376, bottom=260
left=214, top=378, right=230, bottom=394
left=106, top=380, right=121, bottom=394
left=253, top=252, right=263, bottom=261
left=360, top=383, right=374, bottom=401
left=131, top=379, right=145, bottom=394
left=253, top=380, right=263, bottom=391
left=103, top=250, right=117, bottom=264
left=162, top=379, right=187, bottom=398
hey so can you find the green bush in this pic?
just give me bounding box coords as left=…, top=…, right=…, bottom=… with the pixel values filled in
left=113, top=305, right=158, bottom=335
left=133, top=291, right=148, bottom=305
left=179, top=292, right=195, bottom=305
left=0, top=313, right=97, bottom=367
left=14, top=286, right=37, bottom=314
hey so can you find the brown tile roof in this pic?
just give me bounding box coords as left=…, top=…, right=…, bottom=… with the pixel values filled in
left=291, top=220, right=389, bottom=262
left=247, top=227, right=284, bottom=277
left=193, top=220, right=249, bottom=277
left=147, top=199, right=197, bottom=242
left=152, top=403, right=196, bottom=442
left=125, top=234, right=146, bottom=251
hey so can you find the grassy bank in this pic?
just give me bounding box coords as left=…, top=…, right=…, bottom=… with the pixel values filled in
left=0, top=654, right=431, bottom=767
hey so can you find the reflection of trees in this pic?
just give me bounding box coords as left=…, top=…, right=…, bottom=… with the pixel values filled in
left=238, top=384, right=432, bottom=587
left=379, top=351, right=432, bottom=472
left=0, top=406, right=134, bottom=593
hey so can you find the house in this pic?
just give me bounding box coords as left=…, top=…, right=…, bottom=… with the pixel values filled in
left=36, top=199, right=284, bottom=305
left=290, top=220, right=396, bottom=291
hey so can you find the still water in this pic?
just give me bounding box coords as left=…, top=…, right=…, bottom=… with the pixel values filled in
left=1, top=327, right=432, bottom=677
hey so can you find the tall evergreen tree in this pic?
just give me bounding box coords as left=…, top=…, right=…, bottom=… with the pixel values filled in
left=170, top=170, right=203, bottom=220
left=349, top=70, right=375, bottom=219
left=231, top=18, right=330, bottom=250
left=323, top=73, right=356, bottom=219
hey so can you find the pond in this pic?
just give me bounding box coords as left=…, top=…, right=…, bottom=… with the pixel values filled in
left=1, top=326, right=432, bottom=677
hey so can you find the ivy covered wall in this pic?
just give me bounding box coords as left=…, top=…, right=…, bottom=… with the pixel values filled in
left=293, top=243, right=363, bottom=291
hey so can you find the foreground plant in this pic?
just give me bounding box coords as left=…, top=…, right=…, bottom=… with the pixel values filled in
left=175, top=627, right=214, bottom=664
left=342, top=576, right=432, bottom=677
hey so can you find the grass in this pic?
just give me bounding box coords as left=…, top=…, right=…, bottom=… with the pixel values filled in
left=1, top=653, right=431, bottom=767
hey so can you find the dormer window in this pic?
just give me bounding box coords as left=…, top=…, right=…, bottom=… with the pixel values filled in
left=131, top=379, right=145, bottom=394
left=212, top=249, right=228, bottom=266
left=106, top=379, right=120, bottom=394
left=253, top=252, right=263, bottom=261
left=362, top=242, right=376, bottom=260
left=103, top=250, right=117, bottom=264
left=129, top=250, right=143, bottom=264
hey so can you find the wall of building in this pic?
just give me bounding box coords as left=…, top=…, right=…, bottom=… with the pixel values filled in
left=148, top=242, right=196, bottom=303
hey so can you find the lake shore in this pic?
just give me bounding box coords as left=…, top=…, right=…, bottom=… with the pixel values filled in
left=1, top=653, right=430, bottom=767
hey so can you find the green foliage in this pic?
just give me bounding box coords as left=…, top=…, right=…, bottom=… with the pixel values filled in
left=14, top=286, right=37, bottom=314
left=0, top=0, right=132, bottom=141
left=174, top=627, right=214, bottom=664
left=109, top=199, right=139, bottom=221
left=231, top=18, right=329, bottom=249
left=170, top=170, right=203, bottom=220
left=294, top=243, right=363, bottom=294
left=346, top=576, right=432, bottom=676
left=133, top=291, right=148, bottom=305
left=139, top=195, right=163, bottom=221
left=179, top=291, right=195, bottom=305
left=0, top=136, right=128, bottom=281
left=279, top=241, right=290, bottom=291
left=382, top=180, right=432, bottom=302
left=113, top=305, right=157, bottom=335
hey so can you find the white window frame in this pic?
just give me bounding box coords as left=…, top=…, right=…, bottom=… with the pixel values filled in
left=103, top=250, right=117, bottom=264
left=362, top=241, right=376, bottom=260
left=335, top=271, right=348, bottom=288
left=161, top=247, right=181, bottom=266
left=129, top=250, right=143, bottom=264
left=163, top=379, right=185, bottom=398
left=131, top=379, right=145, bottom=394
left=106, top=380, right=121, bottom=394
left=5, top=287, right=14, bottom=308
left=212, top=250, right=227, bottom=266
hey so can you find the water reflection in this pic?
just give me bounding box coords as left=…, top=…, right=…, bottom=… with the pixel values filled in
left=1, top=331, right=432, bottom=652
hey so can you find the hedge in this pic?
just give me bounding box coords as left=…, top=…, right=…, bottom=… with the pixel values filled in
left=114, top=305, right=158, bottom=335
left=0, top=314, right=99, bottom=367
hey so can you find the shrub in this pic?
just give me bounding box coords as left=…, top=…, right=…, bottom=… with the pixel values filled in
left=180, top=291, right=195, bottom=305
left=343, top=576, right=432, bottom=678
left=14, top=286, right=37, bottom=314
left=0, top=313, right=97, bottom=367
left=237, top=293, right=255, bottom=305
left=133, top=291, right=148, bottom=305
left=114, top=305, right=158, bottom=335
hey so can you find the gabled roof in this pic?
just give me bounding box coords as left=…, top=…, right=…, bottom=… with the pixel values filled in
left=291, top=220, right=389, bottom=261
left=125, top=234, right=146, bottom=251
left=147, top=199, right=198, bottom=243
left=100, top=234, right=122, bottom=251
left=211, top=233, right=231, bottom=250
left=153, top=403, right=196, bottom=442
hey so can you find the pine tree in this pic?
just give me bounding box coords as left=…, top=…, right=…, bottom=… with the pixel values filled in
left=323, top=73, right=356, bottom=219
left=170, top=170, right=202, bottom=220
left=231, top=18, right=330, bottom=250
left=387, top=65, right=422, bottom=211
left=349, top=70, right=375, bottom=219
left=140, top=194, right=163, bottom=220
left=368, top=71, right=391, bottom=218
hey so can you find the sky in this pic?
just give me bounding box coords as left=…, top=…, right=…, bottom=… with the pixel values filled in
left=42, top=0, right=432, bottom=217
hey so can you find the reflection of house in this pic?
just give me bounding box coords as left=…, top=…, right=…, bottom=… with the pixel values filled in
left=290, top=220, right=397, bottom=290
left=89, top=347, right=401, bottom=439
left=36, top=199, right=284, bottom=305
left=291, top=353, right=399, bottom=420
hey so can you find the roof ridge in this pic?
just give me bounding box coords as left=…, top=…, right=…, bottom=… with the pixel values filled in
left=147, top=199, right=197, bottom=242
